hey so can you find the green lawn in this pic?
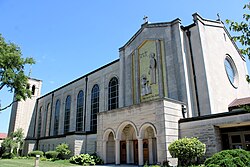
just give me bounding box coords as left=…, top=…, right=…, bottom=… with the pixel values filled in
left=0, top=158, right=78, bottom=167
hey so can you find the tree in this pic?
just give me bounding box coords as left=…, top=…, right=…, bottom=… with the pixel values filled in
left=12, top=128, right=24, bottom=156
left=0, top=34, right=35, bottom=111
left=226, top=2, right=250, bottom=82
left=1, top=128, right=24, bottom=157
left=1, top=137, right=17, bottom=154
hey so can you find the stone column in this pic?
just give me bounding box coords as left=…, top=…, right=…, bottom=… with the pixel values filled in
left=126, top=140, right=130, bottom=163
left=130, top=141, right=134, bottom=163
left=103, top=140, right=107, bottom=164
left=148, top=138, right=153, bottom=164
left=138, top=139, right=144, bottom=166
left=115, top=139, right=120, bottom=165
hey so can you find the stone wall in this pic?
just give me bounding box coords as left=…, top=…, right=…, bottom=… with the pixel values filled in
left=179, top=112, right=250, bottom=157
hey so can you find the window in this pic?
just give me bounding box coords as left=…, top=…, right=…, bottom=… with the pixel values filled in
left=64, top=95, right=71, bottom=133
left=54, top=100, right=60, bottom=135
left=76, top=90, right=84, bottom=131
left=91, top=84, right=99, bottom=132
left=224, top=55, right=238, bottom=88
left=37, top=107, right=42, bottom=138
left=32, top=85, right=36, bottom=95
left=108, top=77, right=119, bottom=110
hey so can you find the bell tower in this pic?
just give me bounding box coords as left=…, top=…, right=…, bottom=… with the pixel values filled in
left=8, top=78, right=42, bottom=137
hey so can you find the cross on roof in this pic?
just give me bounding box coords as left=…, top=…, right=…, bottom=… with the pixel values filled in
left=143, top=15, right=148, bottom=23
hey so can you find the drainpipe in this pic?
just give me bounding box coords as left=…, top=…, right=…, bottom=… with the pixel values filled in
left=186, top=29, right=201, bottom=116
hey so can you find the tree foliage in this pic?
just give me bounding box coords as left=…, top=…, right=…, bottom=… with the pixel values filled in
left=1, top=128, right=24, bottom=157
left=226, top=2, right=250, bottom=82
left=0, top=34, right=35, bottom=111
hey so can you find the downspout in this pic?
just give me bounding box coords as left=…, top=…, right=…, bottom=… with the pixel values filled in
left=84, top=77, right=88, bottom=153
left=186, top=29, right=201, bottom=116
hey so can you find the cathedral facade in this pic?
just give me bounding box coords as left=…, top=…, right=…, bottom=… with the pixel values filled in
left=8, top=13, right=250, bottom=166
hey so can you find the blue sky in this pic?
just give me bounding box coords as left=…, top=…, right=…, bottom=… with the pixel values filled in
left=0, top=0, right=249, bottom=133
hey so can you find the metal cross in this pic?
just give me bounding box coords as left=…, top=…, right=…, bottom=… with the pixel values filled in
left=143, top=15, right=148, bottom=23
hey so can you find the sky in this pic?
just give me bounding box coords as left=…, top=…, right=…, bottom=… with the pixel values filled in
left=0, top=0, right=249, bottom=133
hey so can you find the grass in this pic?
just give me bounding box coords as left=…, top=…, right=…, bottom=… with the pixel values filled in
left=0, top=158, right=78, bottom=167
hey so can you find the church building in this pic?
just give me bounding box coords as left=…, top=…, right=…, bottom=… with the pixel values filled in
left=8, top=13, right=250, bottom=166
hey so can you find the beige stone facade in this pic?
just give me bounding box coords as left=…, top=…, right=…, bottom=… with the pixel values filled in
left=9, top=13, right=250, bottom=166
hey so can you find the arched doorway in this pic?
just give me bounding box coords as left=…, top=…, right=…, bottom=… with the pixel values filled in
left=116, top=121, right=138, bottom=165
left=106, top=132, right=115, bottom=163
left=103, top=129, right=116, bottom=164
left=120, top=124, right=137, bottom=164
left=139, top=123, right=157, bottom=164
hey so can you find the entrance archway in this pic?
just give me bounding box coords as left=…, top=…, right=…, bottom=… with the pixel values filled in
left=107, top=132, right=115, bottom=163
left=103, top=129, right=116, bottom=164
left=116, top=121, right=138, bottom=164
left=139, top=123, right=157, bottom=164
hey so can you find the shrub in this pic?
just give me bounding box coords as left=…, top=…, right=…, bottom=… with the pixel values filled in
left=56, top=143, right=71, bottom=159
left=2, top=152, right=14, bottom=159
left=69, top=153, right=103, bottom=166
left=45, top=150, right=59, bottom=159
left=204, top=149, right=250, bottom=167
left=28, top=150, right=44, bottom=157
left=91, top=153, right=104, bottom=165
left=168, top=137, right=206, bottom=166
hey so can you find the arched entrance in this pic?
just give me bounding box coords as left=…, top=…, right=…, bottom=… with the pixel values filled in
left=120, top=124, right=137, bottom=164
left=139, top=123, right=157, bottom=164
left=107, top=132, right=115, bottom=163
left=103, top=129, right=116, bottom=164
left=116, top=121, right=138, bottom=165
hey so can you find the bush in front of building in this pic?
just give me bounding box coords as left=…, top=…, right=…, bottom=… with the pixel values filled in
left=55, top=143, right=71, bottom=159
left=1, top=152, right=15, bottom=159
left=204, top=149, right=250, bottom=167
left=45, top=150, right=59, bottom=160
left=69, top=153, right=104, bottom=166
left=168, top=137, right=206, bottom=166
left=28, top=150, right=44, bottom=157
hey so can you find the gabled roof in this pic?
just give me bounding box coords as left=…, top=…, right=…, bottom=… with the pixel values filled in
left=0, top=133, right=7, bottom=139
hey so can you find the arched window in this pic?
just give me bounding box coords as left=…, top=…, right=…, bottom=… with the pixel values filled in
left=37, top=107, right=42, bottom=138
left=108, top=77, right=119, bottom=110
left=91, top=84, right=99, bottom=132
left=76, top=90, right=84, bottom=131
left=32, top=85, right=36, bottom=95
left=54, top=99, right=60, bottom=135
left=64, top=95, right=71, bottom=133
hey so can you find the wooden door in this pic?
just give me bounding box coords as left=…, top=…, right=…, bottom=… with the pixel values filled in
left=120, top=141, right=126, bottom=164
left=133, top=140, right=138, bottom=164
left=143, top=139, right=149, bottom=164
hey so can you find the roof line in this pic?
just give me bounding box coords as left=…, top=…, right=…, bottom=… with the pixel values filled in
left=38, top=59, right=119, bottom=100
left=119, top=18, right=181, bottom=51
